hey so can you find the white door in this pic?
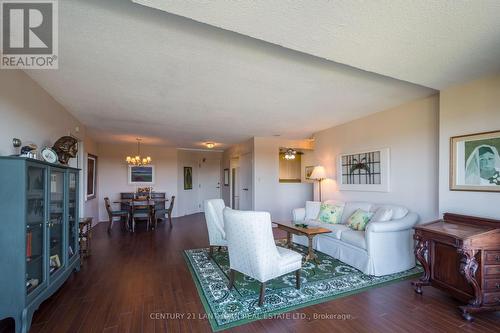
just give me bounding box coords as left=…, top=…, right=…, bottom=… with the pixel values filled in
left=199, top=159, right=221, bottom=211
left=239, top=153, right=253, bottom=210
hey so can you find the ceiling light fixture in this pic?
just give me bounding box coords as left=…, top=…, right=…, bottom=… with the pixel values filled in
left=205, top=142, right=215, bottom=149
left=284, top=148, right=297, bottom=160
left=126, top=138, right=152, bottom=166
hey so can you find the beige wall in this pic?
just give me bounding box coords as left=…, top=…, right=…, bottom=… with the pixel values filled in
left=439, top=74, right=500, bottom=219
left=177, top=149, right=223, bottom=216
left=313, top=95, right=440, bottom=223
left=253, top=137, right=314, bottom=220
left=96, top=143, right=178, bottom=221
left=0, top=70, right=100, bottom=224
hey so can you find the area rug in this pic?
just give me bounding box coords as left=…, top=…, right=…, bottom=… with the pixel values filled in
left=184, top=245, right=422, bottom=332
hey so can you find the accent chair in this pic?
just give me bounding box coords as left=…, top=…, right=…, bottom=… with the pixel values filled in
left=203, top=199, right=227, bottom=257
left=223, top=208, right=302, bottom=306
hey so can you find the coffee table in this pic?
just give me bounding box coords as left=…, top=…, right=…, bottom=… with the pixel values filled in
left=274, top=221, right=332, bottom=264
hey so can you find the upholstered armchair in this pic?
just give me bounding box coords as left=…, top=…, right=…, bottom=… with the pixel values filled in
left=203, top=199, right=228, bottom=257
left=223, top=208, right=302, bottom=306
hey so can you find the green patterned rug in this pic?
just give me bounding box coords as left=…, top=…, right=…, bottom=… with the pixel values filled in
left=184, top=244, right=422, bottom=332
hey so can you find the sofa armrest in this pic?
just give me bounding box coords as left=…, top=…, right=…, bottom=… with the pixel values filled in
left=366, top=213, right=419, bottom=233
left=292, top=208, right=306, bottom=222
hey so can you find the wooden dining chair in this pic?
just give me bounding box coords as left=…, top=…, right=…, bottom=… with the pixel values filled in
left=155, top=196, right=175, bottom=228
left=104, top=197, right=129, bottom=233
left=130, top=199, right=152, bottom=232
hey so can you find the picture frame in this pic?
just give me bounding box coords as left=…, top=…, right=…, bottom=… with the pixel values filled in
left=450, top=130, right=500, bottom=192
left=86, top=154, right=97, bottom=200
left=49, top=254, right=61, bottom=268
left=337, top=148, right=390, bottom=192
left=128, top=165, right=155, bottom=185
left=224, top=168, right=229, bottom=186
left=305, top=166, right=314, bottom=180
left=184, top=166, right=193, bottom=190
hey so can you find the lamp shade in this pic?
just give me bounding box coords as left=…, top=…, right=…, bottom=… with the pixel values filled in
left=310, top=166, right=327, bottom=180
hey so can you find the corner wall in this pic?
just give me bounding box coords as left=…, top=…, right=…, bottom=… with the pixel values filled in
left=0, top=70, right=100, bottom=224
left=439, top=74, right=500, bottom=219
left=313, top=95, right=440, bottom=223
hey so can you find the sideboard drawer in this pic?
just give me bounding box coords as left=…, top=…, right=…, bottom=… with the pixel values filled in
left=484, top=279, right=500, bottom=291
left=483, top=292, right=500, bottom=305
left=485, top=251, right=500, bottom=265
left=484, top=265, right=500, bottom=276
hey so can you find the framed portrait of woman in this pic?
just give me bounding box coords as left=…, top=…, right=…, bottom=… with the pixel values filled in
left=450, top=130, right=500, bottom=192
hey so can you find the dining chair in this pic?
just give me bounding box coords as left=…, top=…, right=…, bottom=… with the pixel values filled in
left=104, top=197, right=129, bottom=233
left=130, top=199, right=152, bottom=232
left=223, top=208, right=302, bottom=306
left=203, top=199, right=227, bottom=258
left=154, top=196, right=175, bottom=228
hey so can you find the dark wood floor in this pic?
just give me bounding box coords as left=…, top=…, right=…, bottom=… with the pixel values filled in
left=1, top=213, right=499, bottom=333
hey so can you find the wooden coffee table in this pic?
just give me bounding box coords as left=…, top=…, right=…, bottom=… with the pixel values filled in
left=274, top=221, right=332, bottom=264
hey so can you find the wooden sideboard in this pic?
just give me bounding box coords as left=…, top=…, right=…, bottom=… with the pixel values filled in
left=412, top=213, right=500, bottom=321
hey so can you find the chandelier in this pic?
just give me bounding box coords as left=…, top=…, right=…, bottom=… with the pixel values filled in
left=126, top=138, right=152, bottom=166
left=284, top=148, right=297, bottom=160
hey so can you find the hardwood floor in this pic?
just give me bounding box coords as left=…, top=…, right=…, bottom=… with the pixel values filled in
left=1, top=213, right=499, bottom=333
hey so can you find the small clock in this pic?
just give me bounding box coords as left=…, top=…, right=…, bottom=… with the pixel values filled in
left=41, top=147, right=59, bottom=164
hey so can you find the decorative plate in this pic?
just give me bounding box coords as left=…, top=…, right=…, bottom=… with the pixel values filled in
left=41, top=147, right=58, bottom=164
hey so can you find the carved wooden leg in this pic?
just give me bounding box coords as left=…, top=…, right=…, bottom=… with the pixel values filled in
left=304, top=235, right=318, bottom=263
left=458, top=248, right=481, bottom=321
left=286, top=231, right=292, bottom=249
left=296, top=269, right=301, bottom=289
left=168, top=211, right=173, bottom=228
left=259, top=282, right=266, bottom=306
left=218, top=246, right=222, bottom=252
left=228, top=269, right=235, bottom=290
left=208, top=246, right=214, bottom=259
left=412, top=234, right=431, bottom=294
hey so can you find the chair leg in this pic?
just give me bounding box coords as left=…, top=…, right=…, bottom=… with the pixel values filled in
left=259, top=282, right=266, bottom=306
left=168, top=211, right=173, bottom=227
left=208, top=246, right=214, bottom=258
left=228, top=269, right=235, bottom=290
left=107, top=217, right=112, bottom=233
left=218, top=246, right=222, bottom=252
left=296, top=269, right=301, bottom=289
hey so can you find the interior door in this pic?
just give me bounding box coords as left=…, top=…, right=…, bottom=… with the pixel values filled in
left=198, top=159, right=221, bottom=211
left=239, top=153, right=253, bottom=210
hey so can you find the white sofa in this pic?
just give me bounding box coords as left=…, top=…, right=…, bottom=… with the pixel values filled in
left=292, top=200, right=418, bottom=276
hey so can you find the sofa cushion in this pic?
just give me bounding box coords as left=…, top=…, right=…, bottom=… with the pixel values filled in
left=341, top=202, right=372, bottom=224
left=371, top=205, right=409, bottom=220
left=371, top=207, right=393, bottom=222
left=347, top=209, right=374, bottom=231
left=318, top=203, right=344, bottom=224
left=321, top=223, right=350, bottom=239
left=340, top=230, right=367, bottom=250
left=305, top=201, right=321, bottom=220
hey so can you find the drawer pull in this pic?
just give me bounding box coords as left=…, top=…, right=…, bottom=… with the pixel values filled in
left=496, top=255, right=500, bottom=262
left=497, top=283, right=500, bottom=289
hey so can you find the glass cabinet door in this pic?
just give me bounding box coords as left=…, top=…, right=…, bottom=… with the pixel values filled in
left=49, top=169, right=65, bottom=276
left=68, top=171, right=78, bottom=261
left=26, top=165, right=46, bottom=295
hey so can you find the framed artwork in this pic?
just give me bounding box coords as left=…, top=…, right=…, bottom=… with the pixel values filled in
left=86, top=154, right=97, bottom=200
left=224, top=168, right=229, bottom=186
left=450, top=130, right=500, bottom=192
left=337, top=148, right=390, bottom=192
left=184, top=166, right=193, bottom=190
left=305, top=166, right=314, bottom=180
left=128, top=165, right=155, bottom=185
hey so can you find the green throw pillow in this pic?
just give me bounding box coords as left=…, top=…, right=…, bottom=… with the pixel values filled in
left=318, top=203, right=344, bottom=224
left=347, top=209, right=374, bottom=231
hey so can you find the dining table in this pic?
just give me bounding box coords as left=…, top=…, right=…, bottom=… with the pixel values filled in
left=113, top=198, right=169, bottom=230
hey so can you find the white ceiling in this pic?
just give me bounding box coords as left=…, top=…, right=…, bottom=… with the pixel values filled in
left=133, top=0, right=500, bottom=89
left=26, top=0, right=436, bottom=149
